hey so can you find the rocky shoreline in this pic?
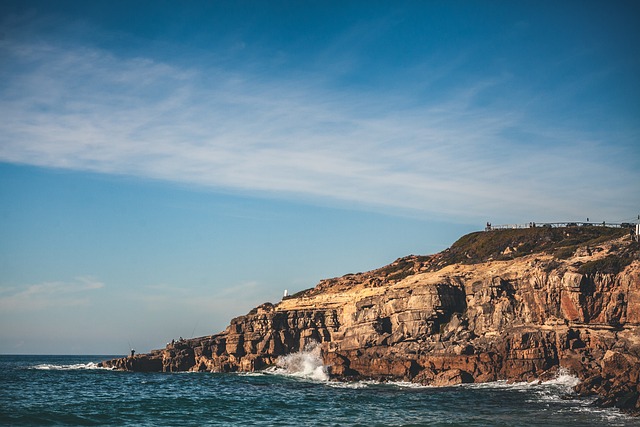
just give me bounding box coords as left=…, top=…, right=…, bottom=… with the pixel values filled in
left=101, top=226, right=640, bottom=416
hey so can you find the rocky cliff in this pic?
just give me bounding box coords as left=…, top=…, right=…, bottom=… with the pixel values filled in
left=101, top=226, right=640, bottom=416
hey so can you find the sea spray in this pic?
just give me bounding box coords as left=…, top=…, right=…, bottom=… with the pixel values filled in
left=543, top=367, right=580, bottom=389
left=271, top=341, right=329, bottom=381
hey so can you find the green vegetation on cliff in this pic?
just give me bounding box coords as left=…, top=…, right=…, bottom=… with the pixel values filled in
left=436, top=226, right=629, bottom=266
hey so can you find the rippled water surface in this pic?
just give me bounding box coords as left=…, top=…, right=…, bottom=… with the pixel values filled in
left=0, top=354, right=636, bottom=426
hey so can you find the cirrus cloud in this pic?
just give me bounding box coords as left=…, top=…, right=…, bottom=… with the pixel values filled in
left=0, top=22, right=637, bottom=224
left=0, top=277, right=105, bottom=311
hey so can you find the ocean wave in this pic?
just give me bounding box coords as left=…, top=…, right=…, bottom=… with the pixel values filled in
left=31, top=362, right=111, bottom=370
left=387, top=380, right=434, bottom=389
left=562, top=402, right=634, bottom=424
left=328, top=372, right=578, bottom=392
left=465, top=368, right=580, bottom=392
left=265, top=342, right=329, bottom=382
left=327, top=379, right=434, bottom=390
left=238, top=371, right=267, bottom=377
left=541, top=368, right=581, bottom=388
left=265, top=344, right=436, bottom=389
left=325, top=380, right=370, bottom=389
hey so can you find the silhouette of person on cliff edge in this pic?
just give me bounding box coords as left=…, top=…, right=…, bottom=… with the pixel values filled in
left=130, top=349, right=135, bottom=357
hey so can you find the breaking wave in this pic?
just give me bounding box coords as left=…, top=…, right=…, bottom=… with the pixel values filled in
left=31, top=362, right=110, bottom=370
left=541, top=368, right=581, bottom=388
left=326, top=367, right=581, bottom=392
left=266, top=342, right=329, bottom=381
left=466, top=368, right=580, bottom=392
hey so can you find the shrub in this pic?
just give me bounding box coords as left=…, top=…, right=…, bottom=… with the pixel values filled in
left=440, top=226, right=625, bottom=267
left=577, top=255, right=632, bottom=275
left=554, top=247, right=575, bottom=259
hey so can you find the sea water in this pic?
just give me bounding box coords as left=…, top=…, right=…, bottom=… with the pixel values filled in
left=0, top=349, right=636, bottom=426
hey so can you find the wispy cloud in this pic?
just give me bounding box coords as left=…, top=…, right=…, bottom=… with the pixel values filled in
left=0, top=277, right=105, bottom=311
left=0, top=23, right=637, bottom=223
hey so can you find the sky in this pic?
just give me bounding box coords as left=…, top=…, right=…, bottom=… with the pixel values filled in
left=1, top=1, right=639, bottom=354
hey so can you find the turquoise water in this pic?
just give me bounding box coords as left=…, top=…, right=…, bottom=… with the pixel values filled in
left=0, top=354, right=636, bottom=426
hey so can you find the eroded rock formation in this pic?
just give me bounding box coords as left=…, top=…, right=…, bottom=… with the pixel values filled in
left=100, top=226, right=640, bottom=416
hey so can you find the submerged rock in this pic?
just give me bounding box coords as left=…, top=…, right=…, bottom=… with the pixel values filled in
left=100, top=227, right=640, bottom=416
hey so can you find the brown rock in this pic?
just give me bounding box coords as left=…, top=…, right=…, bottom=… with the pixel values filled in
left=432, top=369, right=474, bottom=386
left=101, top=228, right=640, bottom=416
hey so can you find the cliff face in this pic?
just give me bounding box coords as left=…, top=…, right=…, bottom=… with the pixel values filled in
left=101, top=227, right=640, bottom=416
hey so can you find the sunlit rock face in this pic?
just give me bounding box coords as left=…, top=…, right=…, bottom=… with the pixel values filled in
left=101, top=227, right=640, bottom=416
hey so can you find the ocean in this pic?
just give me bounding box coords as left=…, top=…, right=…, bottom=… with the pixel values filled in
left=0, top=351, right=636, bottom=426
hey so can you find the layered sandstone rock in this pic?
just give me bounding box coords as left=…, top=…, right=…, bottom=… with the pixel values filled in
left=100, top=227, right=640, bottom=416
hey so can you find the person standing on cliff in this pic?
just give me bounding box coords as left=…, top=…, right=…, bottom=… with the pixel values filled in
left=130, top=349, right=135, bottom=357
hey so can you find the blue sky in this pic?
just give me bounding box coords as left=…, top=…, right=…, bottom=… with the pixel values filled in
left=1, top=1, right=639, bottom=354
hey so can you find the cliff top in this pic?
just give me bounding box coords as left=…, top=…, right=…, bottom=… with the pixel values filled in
left=280, top=226, right=637, bottom=305
left=436, top=225, right=631, bottom=266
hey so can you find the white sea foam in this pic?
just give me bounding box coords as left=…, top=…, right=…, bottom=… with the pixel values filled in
left=325, top=378, right=436, bottom=390
left=540, top=367, right=580, bottom=388
left=238, top=371, right=266, bottom=377
left=567, top=404, right=633, bottom=424
left=386, top=380, right=433, bottom=389
left=32, top=362, right=111, bottom=370
left=326, top=379, right=390, bottom=389
left=266, top=342, right=329, bottom=382
left=326, top=381, right=369, bottom=389
left=466, top=368, right=580, bottom=392
left=267, top=344, right=434, bottom=388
